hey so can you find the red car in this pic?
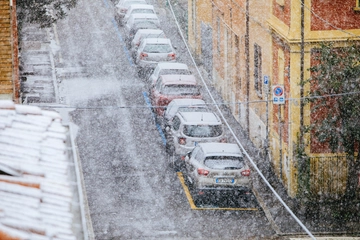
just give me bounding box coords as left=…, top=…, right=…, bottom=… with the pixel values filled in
left=150, top=74, right=202, bottom=116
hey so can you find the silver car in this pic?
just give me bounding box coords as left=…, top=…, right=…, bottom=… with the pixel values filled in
left=184, top=143, right=251, bottom=191
left=165, top=111, right=225, bottom=158
left=130, top=29, right=166, bottom=56
left=114, top=0, right=147, bottom=22
left=135, top=38, right=176, bottom=77
left=122, top=4, right=156, bottom=26
left=148, top=62, right=191, bottom=85
left=159, top=98, right=210, bottom=129
left=124, top=13, right=160, bottom=42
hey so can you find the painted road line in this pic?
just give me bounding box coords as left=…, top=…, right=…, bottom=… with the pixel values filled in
left=177, top=172, right=197, bottom=209
left=142, top=92, right=166, bottom=145
left=111, top=18, right=134, bottom=66
left=177, top=172, right=258, bottom=211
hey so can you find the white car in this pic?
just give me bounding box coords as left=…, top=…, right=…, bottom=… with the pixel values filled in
left=122, top=4, right=156, bottom=26
left=164, top=111, right=226, bottom=159
left=184, top=143, right=251, bottom=191
left=130, top=29, right=166, bottom=54
left=114, top=0, right=147, bottom=22
left=160, top=99, right=210, bottom=129
left=148, top=62, right=191, bottom=85
left=135, top=38, right=176, bottom=77
left=124, top=13, right=160, bottom=42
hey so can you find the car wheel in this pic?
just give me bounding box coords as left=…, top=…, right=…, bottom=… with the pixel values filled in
left=165, top=138, right=175, bottom=155
left=137, top=67, right=144, bottom=78
left=184, top=173, right=194, bottom=190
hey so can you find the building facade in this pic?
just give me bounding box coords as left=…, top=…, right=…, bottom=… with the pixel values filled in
left=188, top=0, right=360, bottom=198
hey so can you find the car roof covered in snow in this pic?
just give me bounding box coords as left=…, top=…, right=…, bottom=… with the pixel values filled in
left=155, top=62, right=189, bottom=70
left=198, top=143, right=243, bottom=157
left=178, top=111, right=222, bottom=125
left=160, top=74, right=197, bottom=85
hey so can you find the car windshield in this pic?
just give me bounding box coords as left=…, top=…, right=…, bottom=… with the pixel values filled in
left=161, top=85, right=200, bottom=95
left=143, top=44, right=172, bottom=53
left=183, top=124, right=223, bottom=137
left=131, top=9, right=154, bottom=14
left=204, top=156, right=244, bottom=170
left=159, top=69, right=190, bottom=75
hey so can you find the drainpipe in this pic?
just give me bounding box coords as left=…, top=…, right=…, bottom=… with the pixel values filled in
left=245, top=0, right=250, bottom=135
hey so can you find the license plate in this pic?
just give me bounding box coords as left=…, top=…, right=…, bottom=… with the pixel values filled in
left=216, top=178, right=234, bottom=184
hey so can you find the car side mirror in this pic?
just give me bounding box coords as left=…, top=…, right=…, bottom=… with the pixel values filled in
left=185, top=152, right=191, bottom=161
left=165, top=126, right=171, bottom=132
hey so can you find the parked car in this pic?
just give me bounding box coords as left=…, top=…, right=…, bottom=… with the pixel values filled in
left=114, top=0, right=147, bottom=22
left=160, top=98, right=210, bottom=129
left=124, top=13, right=161, bottom=43
left=148, top=62, right=191, bottom=85
left=150, top=74, right=202, bottom=116
left=130, top=29, right=166, bottom=55
left=184, top=143, right=251, bottom=193
left=135, top=38, right=176, bottom=77
left=164, top=111, right=226, bottom=160
left=121, top=4, right=156, bottom=26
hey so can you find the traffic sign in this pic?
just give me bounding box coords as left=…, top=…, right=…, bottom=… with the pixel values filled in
left=272, top=85, right=285, bottom=104
left=264, top=75, right=269, bottom=85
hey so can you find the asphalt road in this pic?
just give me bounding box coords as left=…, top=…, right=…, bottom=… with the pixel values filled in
left=54, top=0, right=278, bottom=238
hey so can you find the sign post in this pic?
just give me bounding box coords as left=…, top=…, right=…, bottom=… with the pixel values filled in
left=264, top=76, right=270, bottom=162
left=272, top=85, right=285, bottom=105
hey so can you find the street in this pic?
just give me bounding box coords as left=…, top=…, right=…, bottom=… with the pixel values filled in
left=54, top=0, right=278, bottom=238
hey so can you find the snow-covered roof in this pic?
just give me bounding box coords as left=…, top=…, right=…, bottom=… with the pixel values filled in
left=0, top=100, right=83, bottom=240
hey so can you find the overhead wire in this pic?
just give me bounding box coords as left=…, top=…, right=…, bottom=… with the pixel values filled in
left=167, top=0, right=316, bottom=239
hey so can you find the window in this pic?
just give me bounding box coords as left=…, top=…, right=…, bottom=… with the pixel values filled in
left=254, top=44, right=262, bottom=97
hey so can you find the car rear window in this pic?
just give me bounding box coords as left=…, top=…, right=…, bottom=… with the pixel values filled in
left=178, top=106, right=209, bottom=113
left=183, top=124, right=223, bottom=138
left=159, top=69, right=190, bottom=75
left=161, top=85, right=200, bottom=95
left=143, top=44, right=172, bottom=53
left=204, top=156, right=244, bottom=170
left=132, top=9, right=154, bottom=14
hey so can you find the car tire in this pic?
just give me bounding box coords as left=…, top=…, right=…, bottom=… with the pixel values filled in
left=137, top=67, right=144, bottom=78
left=184, top=173, right=194, bottom=190
left=165, top=139, right=175, bottom=155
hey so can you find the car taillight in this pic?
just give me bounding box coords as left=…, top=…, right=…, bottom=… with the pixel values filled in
left=167, top=53, right=175, bottom=60
left=241, top=169, right=250, bottom=176
left=140, top=52, right=148, bottom=60
left=178, top=138, right=186, bottom=145
left=197, top=168, right=209, bottom=176
left=158, top=97, right=170, bottom=106
left=220, top=138, right=227, bottom=143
